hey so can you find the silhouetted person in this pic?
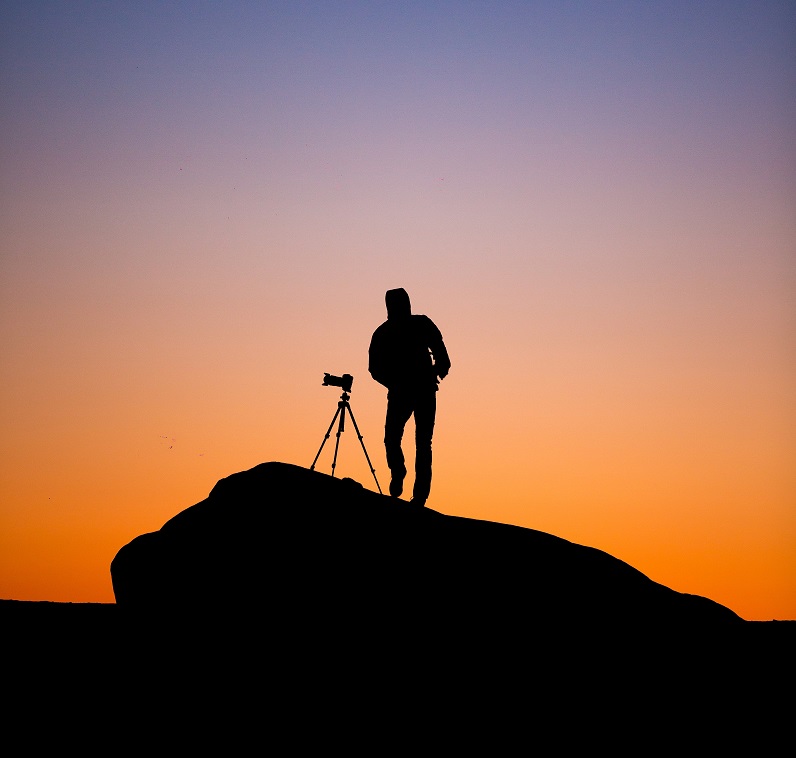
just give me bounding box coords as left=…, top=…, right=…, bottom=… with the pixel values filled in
left=368, top=288, right=451, bottom=506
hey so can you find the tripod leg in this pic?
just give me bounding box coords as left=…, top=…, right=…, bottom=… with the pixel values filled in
left=345, top=402, right=383, bottom=494
left=310, top=406, right=342, bottom=471
left=330, top=402, right=345, bottom=477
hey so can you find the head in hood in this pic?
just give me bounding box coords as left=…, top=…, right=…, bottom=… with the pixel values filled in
left=385, top=288, right=411, bottom=320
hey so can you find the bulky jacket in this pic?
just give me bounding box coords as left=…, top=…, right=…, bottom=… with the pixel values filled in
left=368, top=288, right=451, bottom=393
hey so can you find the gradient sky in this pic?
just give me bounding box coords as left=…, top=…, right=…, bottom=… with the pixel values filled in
left=1, top=1, right=794, bottom=620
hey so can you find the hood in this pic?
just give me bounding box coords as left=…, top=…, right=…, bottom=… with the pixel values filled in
left=385, top=288, right=411, bottom=320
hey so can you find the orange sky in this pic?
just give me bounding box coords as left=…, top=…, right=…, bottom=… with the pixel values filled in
left=1, top=2, right=794, bottom=620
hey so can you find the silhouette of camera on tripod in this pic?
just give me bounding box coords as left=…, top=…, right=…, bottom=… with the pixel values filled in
left=310, top=372, right=382, bottom=493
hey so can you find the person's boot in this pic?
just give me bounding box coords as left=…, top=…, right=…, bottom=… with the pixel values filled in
left=389, top=467, right=406, bottom=497
left=410, top=485, right=429, bottom=507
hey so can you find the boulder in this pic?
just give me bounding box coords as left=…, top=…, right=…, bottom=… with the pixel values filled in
left=111, top=461, right=742, bottom=641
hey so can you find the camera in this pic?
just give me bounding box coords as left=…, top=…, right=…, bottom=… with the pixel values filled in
left=323, top=372, right=353, bottom=393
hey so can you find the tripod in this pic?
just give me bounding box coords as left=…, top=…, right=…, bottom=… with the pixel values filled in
left=310, top=390, right=382, bottom=494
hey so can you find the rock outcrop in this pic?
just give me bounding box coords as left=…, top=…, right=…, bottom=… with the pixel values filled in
left=111, top=461, right=741, bottom=639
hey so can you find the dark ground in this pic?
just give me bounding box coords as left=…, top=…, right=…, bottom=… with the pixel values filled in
left=2, top=598, right=793, bottom=749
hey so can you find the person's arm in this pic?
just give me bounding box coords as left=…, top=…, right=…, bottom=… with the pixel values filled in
left=368, top=329, right=391, bottom=388
left=426, top=319, right=450, bottom=380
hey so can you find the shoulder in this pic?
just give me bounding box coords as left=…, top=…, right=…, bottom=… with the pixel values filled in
left=370, top=321, right=391, bottom=342
left=413, top=314, right=441, bottom=335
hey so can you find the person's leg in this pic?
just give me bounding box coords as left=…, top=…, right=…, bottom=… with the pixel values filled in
left=384, top=392, right=413, bottom=497
left=412, top=391, right=437, bottom=504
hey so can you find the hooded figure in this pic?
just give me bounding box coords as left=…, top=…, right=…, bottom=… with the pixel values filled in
left=368, top=288, right=450, bottom=505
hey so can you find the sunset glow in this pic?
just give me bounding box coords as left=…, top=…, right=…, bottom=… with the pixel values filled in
left=1, top=1, right=794, bottom=620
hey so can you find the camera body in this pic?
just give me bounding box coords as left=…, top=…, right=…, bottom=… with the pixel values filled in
left=323, top=372, right=353, bottom=393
